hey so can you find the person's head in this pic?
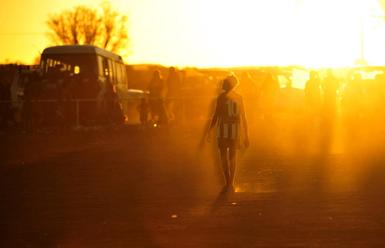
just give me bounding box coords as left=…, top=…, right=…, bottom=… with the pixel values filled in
left=152, top=70, right=161, bottom=80
left=310, top=70, right=319, bottom=80
left=352, top=73, right=362, bottom=81
left=375, top=73, right=384, bottom=82
left=326, top=69, right=334, bottom=77
left=222, top=74, right=239, bottom=92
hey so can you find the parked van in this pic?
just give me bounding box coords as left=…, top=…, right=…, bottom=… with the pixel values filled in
left=39, top=45, right=142, bottom=125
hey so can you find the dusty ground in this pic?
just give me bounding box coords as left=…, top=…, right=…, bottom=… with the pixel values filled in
left=1, top=118, right=385, bottom=248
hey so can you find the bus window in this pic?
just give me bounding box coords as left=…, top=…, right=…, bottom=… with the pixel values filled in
left=108, top=59, right=115, bottom=83
left=98, top=56, right=113, bottom=80
left=121, top=63, right=127, bottom=85
left=97, top=56, right=104, bottom=78
left=74, top=66, right=80, bottom=75
left=102, top=59, right=109, bottom=77
left=41, top=54, right=97, bottom=78
left=116, top=62, right=122, bottom=84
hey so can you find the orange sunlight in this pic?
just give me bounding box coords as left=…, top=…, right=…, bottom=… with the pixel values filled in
left=191, top=0, right=385, bottom=67
left=1, top=0, right=385, bottom=67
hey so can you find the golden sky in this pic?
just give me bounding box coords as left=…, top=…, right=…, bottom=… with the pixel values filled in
left=1, top=0, right=385, bottom=67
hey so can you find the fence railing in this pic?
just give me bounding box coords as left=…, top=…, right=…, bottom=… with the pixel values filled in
left=0, top=95, right=216, bottom=129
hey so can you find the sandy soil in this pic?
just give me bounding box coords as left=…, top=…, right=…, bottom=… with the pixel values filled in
left=1, top=120, right=385, bottom=248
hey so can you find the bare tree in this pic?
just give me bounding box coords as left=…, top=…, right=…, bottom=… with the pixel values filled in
left=46, top=2, right=129, bottom=53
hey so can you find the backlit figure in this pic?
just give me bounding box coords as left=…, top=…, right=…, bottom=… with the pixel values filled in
left=206, top=75, right=249, bottom=192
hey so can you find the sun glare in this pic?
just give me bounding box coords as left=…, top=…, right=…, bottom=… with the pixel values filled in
left=1, top=0, right=385, bottom=67
left=193, top=0, right=385, bottom=67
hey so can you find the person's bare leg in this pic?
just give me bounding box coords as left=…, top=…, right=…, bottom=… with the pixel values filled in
left=228, top=147, right=237, bottom=189
left=219, top=147, right=230, bottom=187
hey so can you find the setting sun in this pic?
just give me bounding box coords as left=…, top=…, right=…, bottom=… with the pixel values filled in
left=189, top=0, right=385, bottom=67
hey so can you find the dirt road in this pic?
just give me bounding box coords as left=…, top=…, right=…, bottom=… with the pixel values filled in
left=1, top=123, right=385, bottom=247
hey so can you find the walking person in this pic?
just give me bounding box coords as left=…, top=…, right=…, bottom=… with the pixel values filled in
left=206, top=75, right=249, bottom=192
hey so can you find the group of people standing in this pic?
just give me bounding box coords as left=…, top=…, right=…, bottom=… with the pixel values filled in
left=139, top=67, right=182, bottom=127
left=305, top=69, right=340, bottom=122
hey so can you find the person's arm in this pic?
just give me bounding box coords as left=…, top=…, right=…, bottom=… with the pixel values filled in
left=240, top=97, right=249, bottom=148
left=206, top=98, right=219, bottom=142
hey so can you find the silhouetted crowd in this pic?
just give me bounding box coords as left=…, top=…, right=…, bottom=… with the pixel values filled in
left=0, top=64, right=40, bottom=129
left=2, top=63, right=385, bottom=133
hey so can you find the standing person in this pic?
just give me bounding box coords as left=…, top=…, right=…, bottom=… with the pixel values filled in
left=260, top=72, right=279, bottom=121
left=165, top=67, right=181, bottom=122
left=320, top=69, right=339, bottom=153
left=0, top=77, right=8, bottom=128
left=322, top=69, right=339, bottom=120
left=206, top=75, right=249, bottom=192
left=10, top=68, right=23, bottom=126
left=148, top=70, right=168, bottom=125
left=305, top=70, right=322, bottom=122
left=341, top=73, right=363, bottom=121
left=137, top=95, right=150, bottom=128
